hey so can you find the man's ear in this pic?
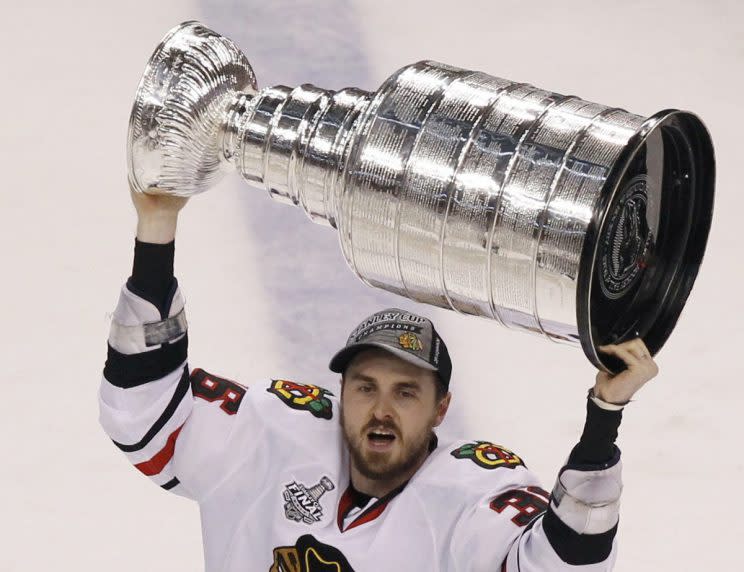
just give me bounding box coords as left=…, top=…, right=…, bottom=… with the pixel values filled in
left=433, top=392, right=451, bottom=427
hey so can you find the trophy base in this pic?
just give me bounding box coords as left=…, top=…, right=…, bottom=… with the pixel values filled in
left=579, top=110, right=715, bottom=372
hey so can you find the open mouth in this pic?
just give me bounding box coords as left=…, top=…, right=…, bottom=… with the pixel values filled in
left=366, top=429, right=397, bottom=450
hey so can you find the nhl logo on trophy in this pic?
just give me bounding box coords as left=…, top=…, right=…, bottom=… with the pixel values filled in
left=128, top=21, right=715, bottom=372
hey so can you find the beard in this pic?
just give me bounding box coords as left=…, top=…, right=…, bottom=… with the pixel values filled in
left=341, top=409, right=434, bottom=483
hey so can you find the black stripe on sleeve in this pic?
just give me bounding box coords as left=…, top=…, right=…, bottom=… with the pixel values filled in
left=562, top=448, right=621, bottom=474
left=541, top=508, right=617, bottom=565
left=129, top=240, right=176, bottom=318
left=161, top=477, right=180, bottom=490
left=104, top=333, right=188, bottom=389
left=126, top=277, right=180, bottom=321
left=113, top=366, right=191, bottom=453
left=568, top=397, right=623, bottom=465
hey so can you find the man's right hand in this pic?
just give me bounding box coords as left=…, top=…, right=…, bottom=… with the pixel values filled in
left=131, top=188, right=189, bottom=243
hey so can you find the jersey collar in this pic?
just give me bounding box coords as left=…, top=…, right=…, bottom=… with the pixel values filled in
left=337, top=434, right=439, bottom=532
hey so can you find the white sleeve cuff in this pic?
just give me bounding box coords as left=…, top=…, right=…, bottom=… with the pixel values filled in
left=550, top=456, right=623, bottom=535
left=588, top=388, right=628, bottom=411
left=108, top=284, right=187, bottom=354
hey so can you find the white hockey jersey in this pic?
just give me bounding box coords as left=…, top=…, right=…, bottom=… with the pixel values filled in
left=99, top=282, right=621, bottom=571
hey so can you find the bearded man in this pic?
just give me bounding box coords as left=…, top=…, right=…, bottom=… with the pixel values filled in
left=99, top=191, right=658, bottom=571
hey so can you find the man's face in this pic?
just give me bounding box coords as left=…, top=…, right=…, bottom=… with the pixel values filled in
left=340, top=348, right=450, bottom=485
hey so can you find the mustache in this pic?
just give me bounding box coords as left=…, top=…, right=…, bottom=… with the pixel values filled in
left=362, top=419, right=400, bottom=435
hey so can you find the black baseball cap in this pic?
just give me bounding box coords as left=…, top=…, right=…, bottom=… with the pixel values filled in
left=329, top=308, right=452, bottom=390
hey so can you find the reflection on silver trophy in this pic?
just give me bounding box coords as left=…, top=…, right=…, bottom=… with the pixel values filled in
left=128, top=21, right=715, bottom=371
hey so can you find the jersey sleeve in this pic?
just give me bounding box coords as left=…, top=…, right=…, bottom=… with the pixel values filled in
left=98, top=280, right=263, bottom=501
left=448, top=446, right=621, bottom=570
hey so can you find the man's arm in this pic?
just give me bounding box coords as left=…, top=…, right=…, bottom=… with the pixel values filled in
left=98, top=191, right=258, bottom=500
left=132, top=190, right=187, bottom=245
left=516, top=340, right=658, bottom=569
left=450, top=340, right=658, bottom=570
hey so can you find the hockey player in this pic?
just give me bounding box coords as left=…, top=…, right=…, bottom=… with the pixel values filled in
left=99, top=190, right=659, bottom=571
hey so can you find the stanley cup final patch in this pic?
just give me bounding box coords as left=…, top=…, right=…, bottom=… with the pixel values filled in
left=283, top=476, right=335, bottom=525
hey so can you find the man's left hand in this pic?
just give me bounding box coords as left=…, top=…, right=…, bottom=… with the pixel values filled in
left=594, top=339, right=659, bottom=404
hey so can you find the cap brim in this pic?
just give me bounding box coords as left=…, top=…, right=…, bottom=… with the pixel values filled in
left=329, top=342, right=438, bottom=375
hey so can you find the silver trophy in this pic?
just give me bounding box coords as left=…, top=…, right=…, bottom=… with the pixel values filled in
left=128, top=21, right=715, bottom=372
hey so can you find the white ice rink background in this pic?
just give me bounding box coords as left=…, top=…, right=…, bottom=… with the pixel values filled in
left=1, top=0, right=742, bottom=569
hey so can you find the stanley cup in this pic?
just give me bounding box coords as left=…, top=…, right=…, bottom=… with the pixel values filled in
left=128, top=21, right=715, bottom=372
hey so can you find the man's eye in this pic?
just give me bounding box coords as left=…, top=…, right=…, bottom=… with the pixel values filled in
left=400, top=390, right=415, bottom=399
left=359, top=385, right=373, bottom=393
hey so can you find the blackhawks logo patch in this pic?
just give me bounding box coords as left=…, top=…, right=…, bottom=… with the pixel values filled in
left=451, top=441, right=524, bottom=470
left=267, top=380, right=334, bottom=420
left=270, top=534, right=355, bottom=571
left=398, top=332, right=423, bottom=351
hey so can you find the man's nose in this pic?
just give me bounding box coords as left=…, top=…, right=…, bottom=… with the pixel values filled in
left=370, top=392, right=395, bottom=420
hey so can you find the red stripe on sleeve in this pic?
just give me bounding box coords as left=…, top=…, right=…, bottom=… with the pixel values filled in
left=134, top=425, right=183, bottom=477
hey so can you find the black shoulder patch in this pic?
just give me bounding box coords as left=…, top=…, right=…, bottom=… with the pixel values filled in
left=267, top=380, right=334, bottom=420
left=450, top=441, right=525, bottom=470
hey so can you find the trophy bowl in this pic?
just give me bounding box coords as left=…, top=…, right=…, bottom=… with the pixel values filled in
left=128, top=21, right=257, bottom=197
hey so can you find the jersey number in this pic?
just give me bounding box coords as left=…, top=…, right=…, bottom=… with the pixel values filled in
left=190, top=368, right=246, bottom=415
left=490, top=487, right=549, bottom=527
